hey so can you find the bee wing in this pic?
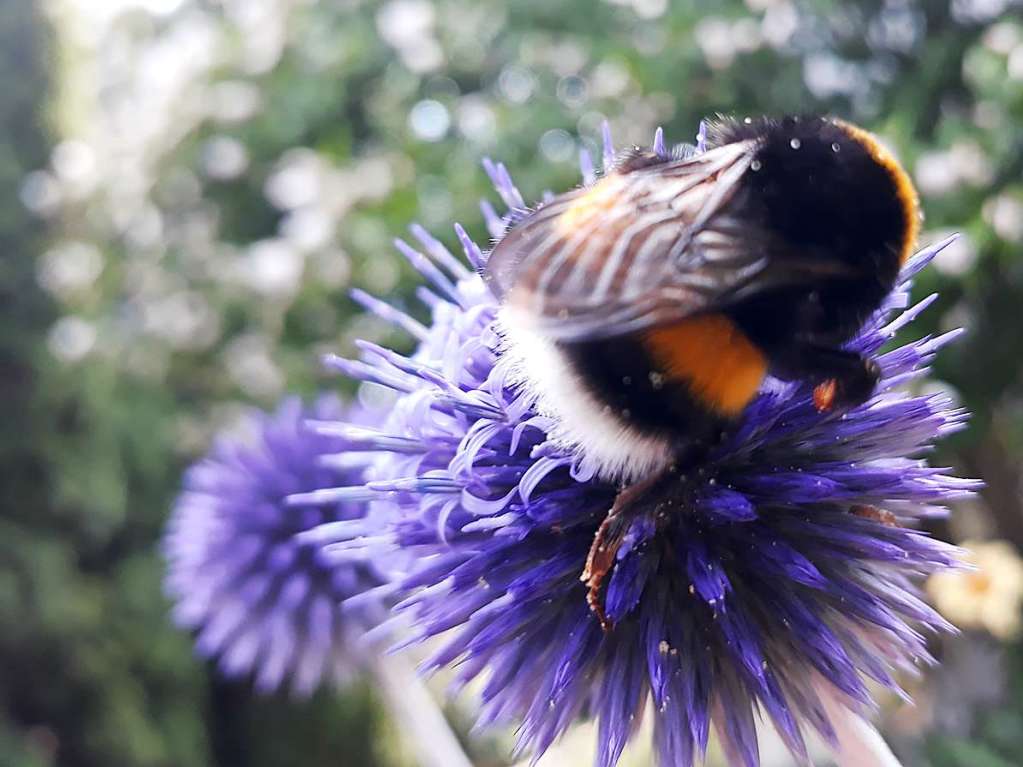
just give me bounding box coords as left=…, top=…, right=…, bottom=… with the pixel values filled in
left=486, top=141, right=789, bottom=341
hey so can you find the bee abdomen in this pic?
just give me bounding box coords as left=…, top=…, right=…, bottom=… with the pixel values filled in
left=641, top=313, right=767, bottom=418
left=560, top=312, right=765, bottom=445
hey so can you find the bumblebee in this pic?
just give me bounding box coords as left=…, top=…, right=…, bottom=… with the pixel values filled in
left=485, top=115, right=920, bottom=629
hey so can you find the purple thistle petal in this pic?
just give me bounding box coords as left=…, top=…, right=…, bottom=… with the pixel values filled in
left=409, top=222, right=472, bottom=279
left=480, top=199, right=505, bottom=239
left=579, top=147, right=596, bottom=185
left=601, top=120, right=615, bottom=171
left=482, top=156, right=526, bottom=211
left=393, top=237, right=465, bottom=307
left=653, top=126, right=666, bottom=157
left=453, top=222, right=485, bottom=271
left=349, top=288, right=428, bottom=341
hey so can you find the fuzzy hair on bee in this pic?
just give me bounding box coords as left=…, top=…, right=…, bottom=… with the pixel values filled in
left=489, top=115, right=920, bottom=484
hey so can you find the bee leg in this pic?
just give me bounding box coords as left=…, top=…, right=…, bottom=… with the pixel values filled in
left=581, top=499, right=631, bottom=632
left=850, top=504, right=898, bottom=527
left=581, top=470, right=673, bottom=632
left=771, top=345, right=881, bottom=412
left=814, top=354, right=880, bottom=412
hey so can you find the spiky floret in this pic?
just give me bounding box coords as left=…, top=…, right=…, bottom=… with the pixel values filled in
left=163, top=396, right=390, bottom=696
left=301, top=127, right=975, bottom=766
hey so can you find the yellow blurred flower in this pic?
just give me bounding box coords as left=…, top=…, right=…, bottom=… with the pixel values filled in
left=928, top=539, right=1023, bottom=641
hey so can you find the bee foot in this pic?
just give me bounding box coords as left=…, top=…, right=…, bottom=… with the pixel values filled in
left=814, top=359, right=880, bottom=412
left=581, top=470, right=674, bottom=632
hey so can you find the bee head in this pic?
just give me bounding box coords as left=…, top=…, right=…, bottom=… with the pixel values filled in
left=712, top=115, right=919, bottom=284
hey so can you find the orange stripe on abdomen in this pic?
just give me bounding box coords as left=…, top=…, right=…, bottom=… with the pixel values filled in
left=643, top=313, right=767, bottom=417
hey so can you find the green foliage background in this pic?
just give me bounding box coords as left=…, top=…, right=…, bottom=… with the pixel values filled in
left=3, top=0, right=1023, bottom=765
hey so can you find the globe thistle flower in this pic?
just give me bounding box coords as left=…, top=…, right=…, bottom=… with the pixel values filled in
left=163, top=396, right=389, bottom=696
left=305, top=127, right=976, bottom=766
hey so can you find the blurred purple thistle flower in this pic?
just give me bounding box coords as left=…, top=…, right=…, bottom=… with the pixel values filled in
left=163, top=396, right=390, bottom=697
left=303, top=127, right=977, bottom=767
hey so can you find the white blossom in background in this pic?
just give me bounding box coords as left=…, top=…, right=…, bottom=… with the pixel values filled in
left=929, top=540, right=1023, bottom=641
left=36, top=0, right=420, bottom=415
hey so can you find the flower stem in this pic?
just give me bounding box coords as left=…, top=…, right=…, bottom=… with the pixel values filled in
left=822, top=693, right=903, bottom=767
left=373, top=657, right=474, bottom=767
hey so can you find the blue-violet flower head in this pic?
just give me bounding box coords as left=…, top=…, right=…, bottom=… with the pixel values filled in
left=163, top=396, right=389, bottom=696
left=305, top=126, right=976, bottom=766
